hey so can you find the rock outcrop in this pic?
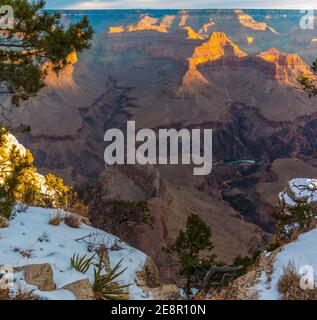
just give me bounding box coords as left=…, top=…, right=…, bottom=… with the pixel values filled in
left=136, top=256, right=161, bottom=288
left=279, top=178, right=317, bottom=211
left=235, top=10, right=278, bottom=33
left=214, top=249, right=280, bottom=300
left=149, top=284, right=181, bottom=300
left=63, top=279, right=95, bottom=300
left=190, top=32, right=247, bottom=66
left=109, top=14, right=176, bottom=34
left=180, top=32, right=247, bottom=93
left=15, top=264, right=56, bottom=291
left=183, top=26, right=204, bottom=40
left=256, top=48, right=311, bottom=82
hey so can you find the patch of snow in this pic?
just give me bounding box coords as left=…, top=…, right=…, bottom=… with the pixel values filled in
left=279, top=191, right=296, bottom=207
left=6, top=134, right=26, bottom=157
left=256, top=271, right=279, bottom=300
left=0, top=207, right=151, bottom=300
left=257, top=228, right=317, bottom=300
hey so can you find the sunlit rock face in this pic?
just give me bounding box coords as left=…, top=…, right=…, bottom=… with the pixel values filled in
left=180, top=32, right=248, bottom=93
left=183, top=26, right=204, bottom=40
left=190, top=32, right=248, bottom=64
left=256, top=48, right=311, bottom=82
left=45, top=51, right=79, bottom=89
left=108, top=14, right=176, bottom=34
left=235, top=9, right=278, bottom=34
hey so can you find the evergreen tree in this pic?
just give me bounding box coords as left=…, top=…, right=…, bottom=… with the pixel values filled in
left=0, top=0, right=93, bottom=126
left=43, top=173, right=70, bottom=208
left=0, top=2, right=93, bottom=216
left=0, top=131, right=34, bottom=218
left=164, top=213, right=214, bottom=298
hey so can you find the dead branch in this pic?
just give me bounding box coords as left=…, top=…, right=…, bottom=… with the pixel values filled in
left=75, top=232, right=123, bottom=252
left=201, top=265, right=243, bottom=292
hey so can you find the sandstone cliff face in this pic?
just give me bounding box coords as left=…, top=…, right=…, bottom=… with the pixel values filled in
left=184, top=26, right=205, bottom=40
left=235, top=9, right=278, bottom=33
left=190, top=32, right=247, bottom=65
left=45, top=51, right=79, bottom=89
left=107, top=29, right=198, bottom=61
left=180, top=32, right=248, bottom=93
left=180, top=37, right=312, bottom=94
left=109, top=14, right=176, bottom=34
left=256, top=48, right=311, bottom=82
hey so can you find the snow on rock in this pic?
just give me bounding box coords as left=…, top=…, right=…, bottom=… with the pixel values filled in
left=257, top=228, right=317, bottom=300
left=5, top=133, right=27, bottom=156
left=279, top=178, right=317, bottom=209
left=0, top=206, right=152, bottom=300
left=1, top=132, right=60, bottom=197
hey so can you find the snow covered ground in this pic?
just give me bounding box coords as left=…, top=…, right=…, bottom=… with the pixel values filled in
left=257, top=228, right=317, bottom=300
left=0, top=206, right=152, bottom=300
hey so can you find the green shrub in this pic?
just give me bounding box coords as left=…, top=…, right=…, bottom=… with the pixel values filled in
left=93, top=255, right=130, bottom=300
left=0, top=141, right=34, bottom=218
left=273, top=204, right=313, bottom=241
left=0, top=186, right=16, bottom=219
left=71, top=253, right=95, bottom=273
left=43, top=173, right=71, bottom=208
left=164, top=213, right=215, bottom=298
left=267, top=241, right=282, bottom=253
left=233, top=250, right=261, bottom=276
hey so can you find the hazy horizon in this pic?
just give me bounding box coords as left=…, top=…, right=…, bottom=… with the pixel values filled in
left=45, top=0, right=317, bottom=10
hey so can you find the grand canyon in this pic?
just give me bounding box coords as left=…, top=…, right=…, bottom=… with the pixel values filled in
left=4, top=8, right=317, bottom=284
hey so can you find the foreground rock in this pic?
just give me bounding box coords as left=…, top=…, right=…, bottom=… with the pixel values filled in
left=15, top=263, right=56, bottom=291
left=280, top=178, right=317, bottom=211
left=136, top=257, right=161, bottom=288
left=63, top=279, right=95, bottom=300
left=149, top=284, right=181, bottom=300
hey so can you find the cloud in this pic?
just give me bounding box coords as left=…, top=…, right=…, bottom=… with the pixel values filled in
left=44, top=0, right=317, bottom=10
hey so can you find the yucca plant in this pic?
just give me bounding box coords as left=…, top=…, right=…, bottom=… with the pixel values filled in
left=70, top=253, right=95, bottom=274
left=93, top=256, right=130, bottom=300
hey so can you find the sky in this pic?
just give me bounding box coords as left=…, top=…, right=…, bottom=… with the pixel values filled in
left=44, top=0, right=317, bottom=10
